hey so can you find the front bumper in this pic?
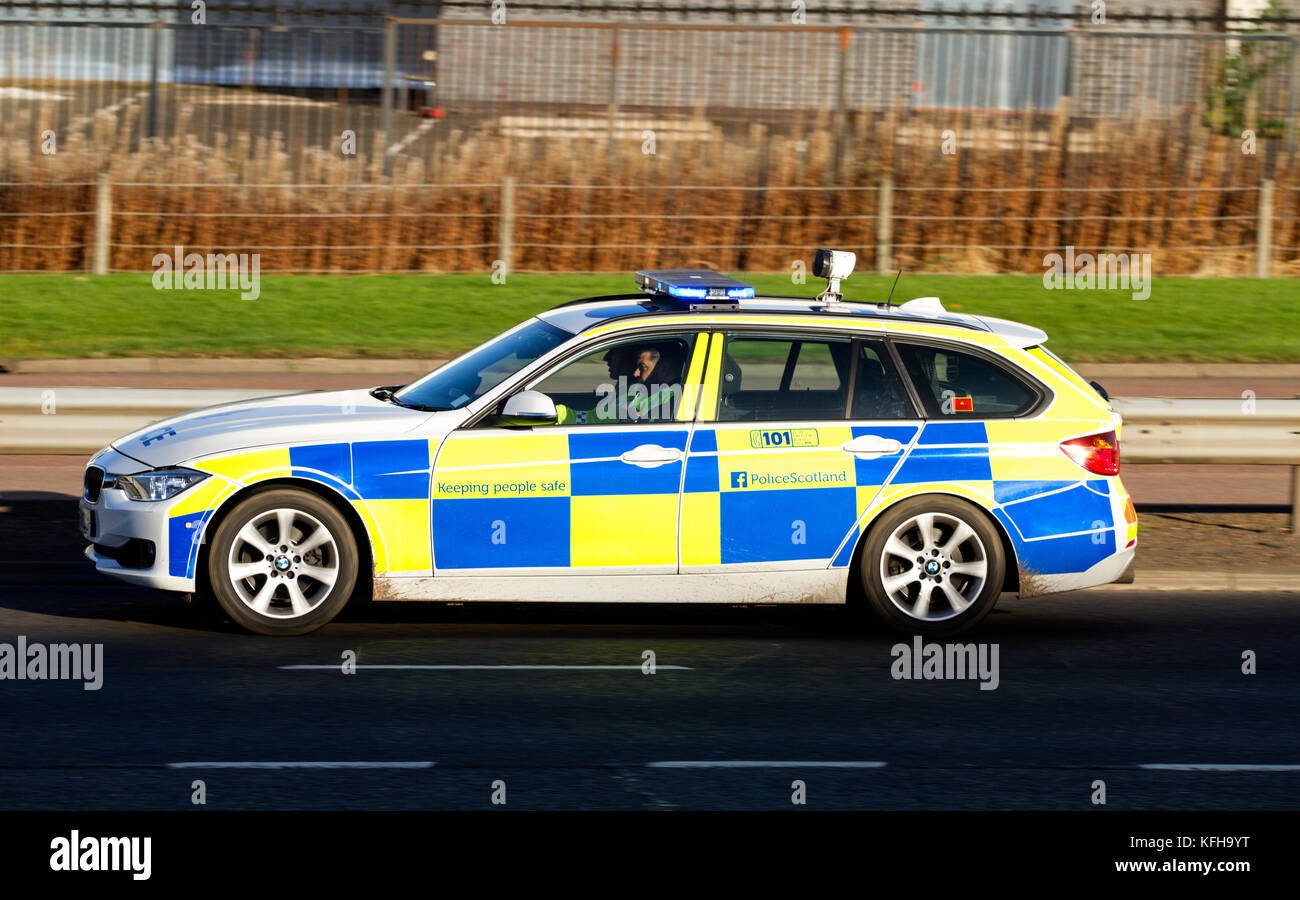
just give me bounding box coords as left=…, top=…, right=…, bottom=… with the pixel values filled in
left=80, top=446, right=199, bottom=592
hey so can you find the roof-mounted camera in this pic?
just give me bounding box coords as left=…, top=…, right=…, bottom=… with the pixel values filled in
left=813, top=248, right=856, bottom=303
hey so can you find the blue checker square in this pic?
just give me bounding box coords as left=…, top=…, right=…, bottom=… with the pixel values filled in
left=916, top=421, right=988, bottom=445
left=352, top=440, right=430, bottom=499
left=850, top=426, right=919, bottom=484
left=1015, top=530, right=1114, bottom=575
left=1003, top=482, right=1112, bottom=540
left=683, top=454, right=720, bottom=493
left=720, top=487, right=856, bottom=564
left=689, top=429, right=718, bottom=453
left=994, top=480, right=1077, bottom=504
left=168, top=511, right=212, bottom=578
left=567, top=430, right=687, bottom=460
left=569, top=430, right=688, bottom=496
left=289, top=442, right=352, bottom=486
left=433, top=497, right=570, bottom=569
left=894, top=445, right=992, bottom=483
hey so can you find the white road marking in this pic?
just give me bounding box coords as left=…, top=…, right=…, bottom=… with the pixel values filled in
left=280, top=664, right=692, bottom=671
left=645, top=761, right=887, bottom=769
left=1140, top=763, right=1300, bottom=772
left=167, top=761, right=435, bottom=769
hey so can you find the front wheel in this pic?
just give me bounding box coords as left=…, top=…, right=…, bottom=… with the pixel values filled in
left=208, top=489, right=358, bottom=635
left=859, top=496, right=1005, bottom=637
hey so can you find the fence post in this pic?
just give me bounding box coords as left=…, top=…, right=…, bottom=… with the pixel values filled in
left=1287, top=37, right=1299, bottom=151
left=1256, top=178, right=1274, bottom=278
left=92, top=173, right=111, bottom=276
left=833, top=27, right=851, bottom=183
left=606, top=27, right=621, bottom=160
left=146, top=21, right=162, bottom=139
left=381, top=17, right=397, bottom=174
left=877, top=176, right=893, bottom=275
left=499, top=176, right=515, bottom=276
left=1292, top=464, right=1299, bottom=535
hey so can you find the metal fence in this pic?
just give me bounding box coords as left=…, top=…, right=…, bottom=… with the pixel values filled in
left=1, top=175, right=1291, bottom=275
left=2, top=4, right=1299, bottom=273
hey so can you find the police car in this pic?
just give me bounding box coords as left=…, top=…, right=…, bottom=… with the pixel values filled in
left=79, top=249, right=1137, bottom=636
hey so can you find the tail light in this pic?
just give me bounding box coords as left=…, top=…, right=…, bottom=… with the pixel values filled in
left=1060, top=430, right=1120, bottom=476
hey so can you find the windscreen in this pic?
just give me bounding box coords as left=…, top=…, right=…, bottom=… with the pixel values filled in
left=393, top=318, right=573, bottom=411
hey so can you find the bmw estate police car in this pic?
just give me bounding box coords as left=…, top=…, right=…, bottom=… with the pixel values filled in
left=80, top=250, right=1137, bottom=636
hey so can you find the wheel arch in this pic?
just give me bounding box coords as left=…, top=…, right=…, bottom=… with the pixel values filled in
left=842, top=489, right=1020, bottom=597
left=194, top=477, right=375, bottom=598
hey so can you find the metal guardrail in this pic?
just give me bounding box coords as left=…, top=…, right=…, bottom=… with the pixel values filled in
left=2, top=389, right=1297, bottom=525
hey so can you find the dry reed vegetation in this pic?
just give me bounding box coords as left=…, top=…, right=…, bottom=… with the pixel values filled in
left=0, top=101, right=1295, bottom=274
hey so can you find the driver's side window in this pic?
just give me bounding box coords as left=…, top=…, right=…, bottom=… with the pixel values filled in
left=524, top=333, right=697, bottom=426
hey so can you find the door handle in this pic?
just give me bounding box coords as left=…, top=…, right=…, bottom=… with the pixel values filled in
left=841, top=436, right=903, bottom=457
left=620, top=444, right=682, bottom=468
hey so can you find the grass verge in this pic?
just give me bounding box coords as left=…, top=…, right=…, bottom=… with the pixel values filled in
left=1, top=273, right=1295, bottom=362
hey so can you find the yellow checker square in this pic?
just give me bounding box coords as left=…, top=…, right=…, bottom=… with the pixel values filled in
left=433, top=462, right=570, bottom=501
left=169, top=479, right=233, bottom=518
left=1043, top=389, right=1110, bottom=420
left=680, top=492, right=721, bottom=566
left=198, top=448, right=291, bottom=483
left=986, top=420, right=1087, bottom=445
left=988, top=445, right=1086, bottom=483
left=570, top=493, right=678, bottom=567
left=363, top=499, right=431, bottom=572
left=854, top=485, right=885, bottom=531
left=350, top=499, right=389, bottom=571
left=714, top=425, right=850, bottom=453
left=436, top=433, right=569, bottom=469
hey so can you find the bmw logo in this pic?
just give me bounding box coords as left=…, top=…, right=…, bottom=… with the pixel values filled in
left=275, top=556, right=291, bottom=571
left=925, top=560, right=941, bottom=575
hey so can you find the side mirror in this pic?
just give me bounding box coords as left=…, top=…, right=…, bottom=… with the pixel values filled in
left=491, top=390, right=558, bottom=427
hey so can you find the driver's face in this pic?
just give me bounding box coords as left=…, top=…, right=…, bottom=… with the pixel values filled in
left=632, top=351, right=658, bottom=385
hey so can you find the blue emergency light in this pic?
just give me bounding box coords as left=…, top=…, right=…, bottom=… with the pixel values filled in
left=635, top=270, right=756, bottom=302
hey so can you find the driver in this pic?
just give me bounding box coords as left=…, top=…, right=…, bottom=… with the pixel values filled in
left=553, top=344, right=682, bottom=425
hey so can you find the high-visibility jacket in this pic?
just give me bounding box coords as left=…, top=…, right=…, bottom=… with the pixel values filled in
left=554, top=383, right=679, bottom=425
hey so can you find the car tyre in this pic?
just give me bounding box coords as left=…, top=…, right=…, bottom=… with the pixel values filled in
left=859, top=495, right=1005, bottom=637
left=208, top=489, right=358, bottom=636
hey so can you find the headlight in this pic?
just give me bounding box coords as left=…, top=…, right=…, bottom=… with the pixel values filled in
left=114, top=467, right=209, bottom=502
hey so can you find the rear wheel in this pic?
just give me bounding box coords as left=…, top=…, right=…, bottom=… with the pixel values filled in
left=859, top=496, right=1005, bottom=636
left=208, top=489, right=358, bottom=636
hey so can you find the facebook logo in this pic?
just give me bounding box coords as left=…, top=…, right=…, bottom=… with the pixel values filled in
left=730, top=472, right=748, bottom=488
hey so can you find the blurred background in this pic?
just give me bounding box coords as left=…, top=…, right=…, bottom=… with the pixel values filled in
left=0, top=0, right=1298, bottom=275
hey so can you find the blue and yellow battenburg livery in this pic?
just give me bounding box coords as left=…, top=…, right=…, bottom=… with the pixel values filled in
left=81, top=258, right=1137, bottom=635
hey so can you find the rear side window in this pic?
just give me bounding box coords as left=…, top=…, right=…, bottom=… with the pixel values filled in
left=895, top=342, right=1037, bottom=418
left=718, top=334, right=851, bottom=421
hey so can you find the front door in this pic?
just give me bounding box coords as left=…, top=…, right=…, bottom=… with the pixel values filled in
left=430, top=330, right=706, bottom=575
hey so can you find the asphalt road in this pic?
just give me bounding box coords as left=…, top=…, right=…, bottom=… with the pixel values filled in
left=0, top=515, right=1296, bottom=810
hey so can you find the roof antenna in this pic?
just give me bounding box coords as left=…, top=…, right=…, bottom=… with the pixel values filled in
left=884, top=269, right=902, bottom=310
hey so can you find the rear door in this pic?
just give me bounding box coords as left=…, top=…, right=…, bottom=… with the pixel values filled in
left=680, top=329, right=922, bottom=572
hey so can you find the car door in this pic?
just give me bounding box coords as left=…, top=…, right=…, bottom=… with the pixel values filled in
left=429, top=329, right=707, bottom=575
left=680, top=329, right=922, bottom=572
